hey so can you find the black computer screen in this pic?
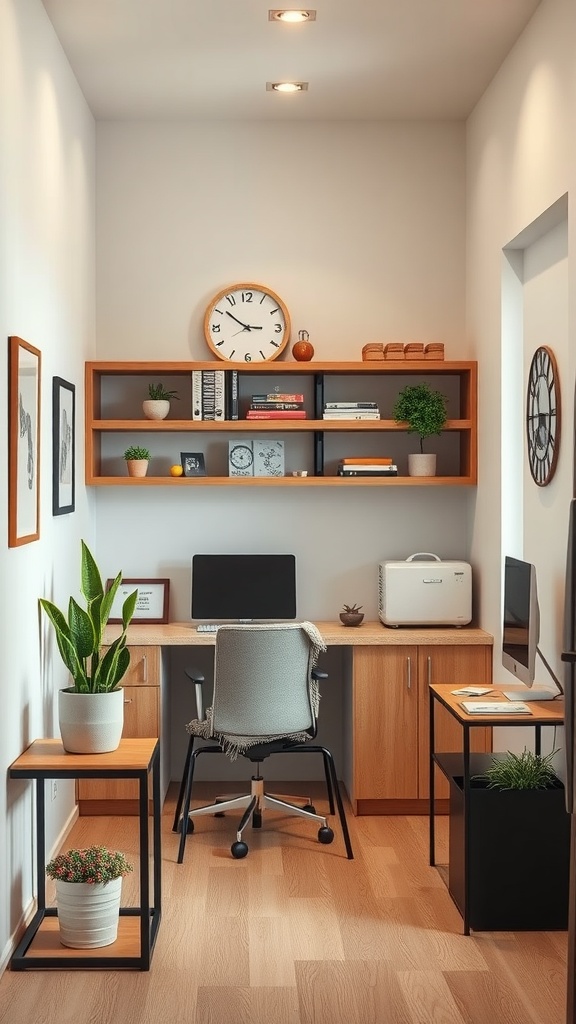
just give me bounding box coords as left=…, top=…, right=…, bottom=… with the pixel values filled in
left=191, top=554, right=297, bottom=621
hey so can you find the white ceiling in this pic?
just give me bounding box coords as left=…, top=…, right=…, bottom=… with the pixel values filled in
left=41, top=0, right=542, bottom=121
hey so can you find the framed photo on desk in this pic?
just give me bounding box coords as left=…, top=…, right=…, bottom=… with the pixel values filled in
left=107, top=578, right=170, bottom=624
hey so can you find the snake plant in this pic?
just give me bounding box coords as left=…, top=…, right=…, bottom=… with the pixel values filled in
left=39, top=540, right=138, bottom=693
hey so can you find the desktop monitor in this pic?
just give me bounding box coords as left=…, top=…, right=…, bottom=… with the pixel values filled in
left=502, top=555, right=539, bottom=688
left=191, top=554, right=297, bottom=622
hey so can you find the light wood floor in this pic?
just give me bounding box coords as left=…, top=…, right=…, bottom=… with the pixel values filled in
left=0, top=782, right=568, bottom=1024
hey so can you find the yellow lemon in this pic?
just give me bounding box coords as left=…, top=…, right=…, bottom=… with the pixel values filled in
left=170, top=465, right=183, bottom=477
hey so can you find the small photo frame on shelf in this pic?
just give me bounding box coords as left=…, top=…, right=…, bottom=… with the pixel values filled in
left=8, top=336, right=41, bottom=547
left=107, top=578, right=170, bottom=624
left=181, top=452, right=206, bottom=477
left=52, top=376, right=75, bottom=516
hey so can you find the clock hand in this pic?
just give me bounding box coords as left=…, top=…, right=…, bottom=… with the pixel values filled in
left=225, top=311, right=251, bottom=329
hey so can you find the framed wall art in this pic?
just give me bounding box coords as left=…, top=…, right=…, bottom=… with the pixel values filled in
left=106, top=578, right=170, bottom=624
left=52, top=376, right=75, bottom=515
left=180, top=452, right=206, bottom=477
left=8, top=336, right=41, bottom=546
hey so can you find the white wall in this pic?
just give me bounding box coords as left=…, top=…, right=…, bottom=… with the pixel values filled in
left=94, top=120, right=473, bottom=616
left=466, top=0, right=576, bottom=747
left=0, top=0, right=95, bottom=968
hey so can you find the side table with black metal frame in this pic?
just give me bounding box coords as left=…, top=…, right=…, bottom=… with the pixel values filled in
left=9, top=737, right=161, bottom=970
left=428, top=683, right=565, bottom=935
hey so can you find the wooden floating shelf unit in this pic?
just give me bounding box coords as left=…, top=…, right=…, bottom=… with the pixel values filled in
left=85, top=360, right=477, bottom=487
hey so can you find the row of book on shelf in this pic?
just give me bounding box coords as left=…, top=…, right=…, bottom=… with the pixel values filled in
left=337, top=457, right=397, bottom=477
left=191, top=374, right=384, bottom=422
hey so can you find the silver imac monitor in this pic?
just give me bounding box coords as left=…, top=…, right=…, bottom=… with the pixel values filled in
left=501, top=555, right=560, bottom=701
left=191, top=553, right=297, bottom=622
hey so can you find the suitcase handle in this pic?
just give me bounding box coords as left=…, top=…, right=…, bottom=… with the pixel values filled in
left=406, top=552, right=441, bottom=562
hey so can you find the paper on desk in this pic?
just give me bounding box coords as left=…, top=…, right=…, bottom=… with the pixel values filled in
left=451, top=687, right=492, bottom=696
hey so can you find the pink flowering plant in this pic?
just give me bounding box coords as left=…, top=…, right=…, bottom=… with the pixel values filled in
left=46, top=845, right=133, bottom=885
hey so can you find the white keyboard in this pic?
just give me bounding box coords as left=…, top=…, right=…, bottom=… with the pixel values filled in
left=196, top=624, right=220, bottom=633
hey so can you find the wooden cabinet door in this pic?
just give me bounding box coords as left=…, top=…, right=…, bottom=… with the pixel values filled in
left=77, top=685, right=159, bottom=802
left=417, top=644, right=492, bottom=799
left=353, top=646, right=419, bottom=800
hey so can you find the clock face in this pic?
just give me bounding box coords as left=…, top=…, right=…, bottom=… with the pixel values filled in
left=526, top=346, right=561, bottom=486
left=204, top=283, right=290, bottom=362
left=228, top=442, right=254, bottom=477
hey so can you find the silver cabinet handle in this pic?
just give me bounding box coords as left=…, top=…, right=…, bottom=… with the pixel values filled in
left=141, top=654, right=147, bottom=683
left=406, top=656, right=412, bottom=690
left=427, top=655, right=432, bottom=685
left=124, top=698, right=133, bottom=705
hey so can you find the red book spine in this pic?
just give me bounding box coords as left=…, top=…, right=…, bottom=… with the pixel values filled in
left=245, top=410, right=307, bottom=419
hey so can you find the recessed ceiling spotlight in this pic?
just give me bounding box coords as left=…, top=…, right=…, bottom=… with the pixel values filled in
left=269, top=10, right=317, bottom=23
left=267, top=82, right=309, bottom=93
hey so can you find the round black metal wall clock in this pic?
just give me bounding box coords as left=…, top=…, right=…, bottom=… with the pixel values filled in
left=526, top=345, right=561, bottom=486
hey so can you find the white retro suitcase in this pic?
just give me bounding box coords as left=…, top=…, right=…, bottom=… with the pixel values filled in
left=378, top=552, right=472, bottom=627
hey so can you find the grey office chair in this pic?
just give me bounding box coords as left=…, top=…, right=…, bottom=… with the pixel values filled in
left=173, top=622, right=353, bottom=862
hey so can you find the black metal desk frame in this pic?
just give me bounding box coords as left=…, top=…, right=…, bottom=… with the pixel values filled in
left=10, top=738, right=162, bottom=970
left=428, top=686, right=564, bottom=935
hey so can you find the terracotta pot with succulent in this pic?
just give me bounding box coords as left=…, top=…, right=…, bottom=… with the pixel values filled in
left=39, top=540, right=138, bottom=753
left=340, top=603, right=364, bottom=627
left=142, top=382, right=180, bottom=421
left=123, top=445, right=151, bottom=478
left=46, top=845, right=133, bottom=948
left=392, top=381, right=448, bottom=477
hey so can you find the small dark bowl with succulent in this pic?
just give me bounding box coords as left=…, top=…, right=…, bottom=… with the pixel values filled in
left=339, top=603, right=364, bottom=626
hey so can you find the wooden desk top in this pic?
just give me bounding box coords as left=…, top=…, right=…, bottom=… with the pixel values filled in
left=103, top=621, right=493, bottom=648
left=9, top=737, right=158, bottom=776
left=430, top=683, right=565, bottom=725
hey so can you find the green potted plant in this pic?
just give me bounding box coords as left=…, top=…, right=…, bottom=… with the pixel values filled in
left=392, top=381, right=448, bottom=476
left=143, top=382, right=179, bottom=421
left=448, top=748, right=570, bottom=930
left=123, top=444, right=151, bottom=478
left=339, top=603, right=364, bottom=627
left=39, top=540, right=138, bottom=753
left=46, top=845, right=133, bottom=949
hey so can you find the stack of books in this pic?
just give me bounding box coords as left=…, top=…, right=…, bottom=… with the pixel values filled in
left=337, top=457, right=398, bottom=477
left=246, top=392, right=307, bottom=420
left=323, top=402, right=380, bottom=420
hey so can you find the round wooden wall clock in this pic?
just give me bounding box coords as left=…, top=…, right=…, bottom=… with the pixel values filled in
left=526, top=345, right=561, bottom=486
left=204, top=283, right=291, bottom=362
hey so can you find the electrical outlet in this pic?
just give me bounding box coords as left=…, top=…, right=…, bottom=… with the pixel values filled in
left=51, top=780, right=58, bottom=801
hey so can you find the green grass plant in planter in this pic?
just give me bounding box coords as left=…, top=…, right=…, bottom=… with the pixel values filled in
left=393, top=381, right=448, bottom=476
left=143, top=383, right=179, bottom=421
left=474, top=747, right=559, bottom=790
left=123, top=445, right=151, bottom=477
left=39, top=540, right=138, bottom=752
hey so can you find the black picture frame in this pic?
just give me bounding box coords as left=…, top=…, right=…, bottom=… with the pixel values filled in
left=181, top=452, right=206, bottom=477
left=8, top=336, right=41, bottom=546
left=52, top=376, right=75, bottom=515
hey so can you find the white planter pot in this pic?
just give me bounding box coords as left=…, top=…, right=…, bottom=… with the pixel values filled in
left=408, top=453, right=437, bottom=477
left=56, top=877, right=122, bottom=948
left=142, top=399, right=170, bottom=420
left=58, top=687, right=124, bottom=754
left=126, top=458, right=149, bottom=477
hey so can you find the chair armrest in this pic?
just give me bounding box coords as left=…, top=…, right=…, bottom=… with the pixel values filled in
left=312, top=669, right=328, bottom=680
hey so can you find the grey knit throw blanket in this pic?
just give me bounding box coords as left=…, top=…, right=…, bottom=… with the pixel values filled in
left=185, top=621, right=326, bottom=760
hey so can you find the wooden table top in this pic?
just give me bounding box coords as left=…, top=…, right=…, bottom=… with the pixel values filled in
left=430, top=683, right=565, bottom=725
left=9, top=737, right=158, bottom=775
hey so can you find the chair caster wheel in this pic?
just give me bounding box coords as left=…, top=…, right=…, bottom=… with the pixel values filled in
left=303, top=804, right=316, bottom=814
left=252, top=811, right=262, bottom=829
left=231, top=841, right=249, bottom=859
left=318, top=826, right=334, bottom=845
left=180, top=818, right=194, bottom=834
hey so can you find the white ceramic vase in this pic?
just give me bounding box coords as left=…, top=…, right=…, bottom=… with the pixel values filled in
left=126, top=458, right=149, bottom=477
left=55, top=877, right=122, bottom=948
left=408, top=453, right=437, bottom=477
left=58, top=687, right=124, bottom=754
left=142, top=399, right=169, bottom=420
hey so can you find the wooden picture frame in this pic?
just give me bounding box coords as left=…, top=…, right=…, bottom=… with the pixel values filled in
left=8, top=336, right=41, bottom=546
left=181, top=452, right=206, bottom=477
left=107, top=578, right=170, bottom=624
left=52, top=376, right=75, bottom=515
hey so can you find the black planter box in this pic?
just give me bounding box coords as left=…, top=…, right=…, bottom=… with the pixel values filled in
left=448, top=773, right=570, bottom=931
